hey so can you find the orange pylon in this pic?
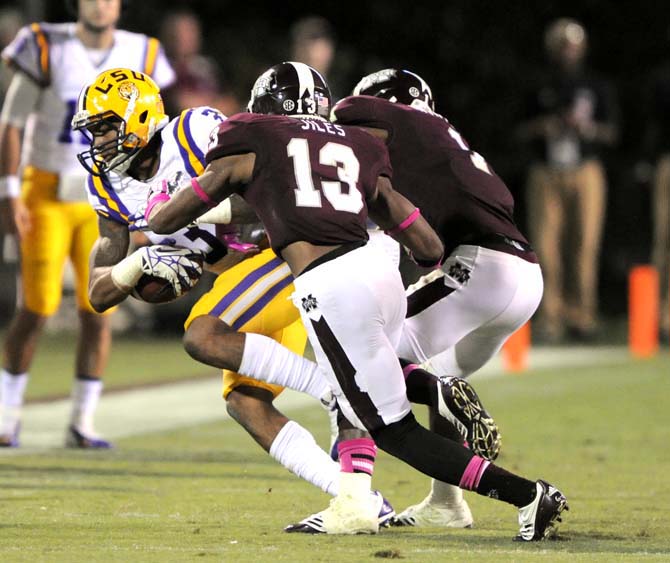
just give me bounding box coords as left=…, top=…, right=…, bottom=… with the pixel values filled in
left=502, top=321, right=531, bottom=373
left=629, top=265, right=659, bottom=358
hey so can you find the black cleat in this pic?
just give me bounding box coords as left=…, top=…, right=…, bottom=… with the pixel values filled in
left=515, top=480, right=569, bottom=541
left=437, top=376, right=501, bottom=461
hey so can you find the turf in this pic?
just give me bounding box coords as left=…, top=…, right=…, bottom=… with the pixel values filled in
left=1, top=347, right=669, bottom=561
left=6, top=332, right=215, bottom=401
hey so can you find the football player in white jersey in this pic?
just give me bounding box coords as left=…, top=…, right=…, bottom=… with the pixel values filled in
left=70, top=68, right=400, bottom=526
left=0, top=0, right=174, bottom=448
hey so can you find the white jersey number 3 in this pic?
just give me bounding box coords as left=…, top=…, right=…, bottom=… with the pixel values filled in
left=287, top=138, right=364, bottom=213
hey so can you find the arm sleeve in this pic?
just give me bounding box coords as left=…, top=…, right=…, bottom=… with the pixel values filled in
left=184, top=106, right=227, bottom=156
left=332, top=96, right=391, bottom=132
left=86, top=175, right=130, bottom=225
left=172, top=107, right=226, bottom=176
left=1, top=23, right=50, bottom=86
left=0, top=70, right=40, bottom=128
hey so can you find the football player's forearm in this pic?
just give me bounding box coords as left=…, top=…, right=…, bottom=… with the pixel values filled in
left=88, top=220, right=132, bottom=311
left=393, top=218, right=444, bottom=264
left=0, top=123, right=22, bottom=177
left=147, top=172, right=217, bottom=233
left=370, top=184, right=443, bottom=265
left=148, top=164, right=238, bottom=233
left=89, top=269, right=129, bottom=313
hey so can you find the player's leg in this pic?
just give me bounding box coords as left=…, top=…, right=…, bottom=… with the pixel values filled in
left=394, top=252, right=543, bottom=526
left=415, top=249, right=543, bottom=376
left=286, top=244, right=408, bottom=534
left=526, top=164, right=565, bottom=342
left=291, top=246, right=567, bottom=539
left=64, top=202, right=112, bottom=448
left=567, top=159, right=606, bottom=336
left=182, top=250, right=326, bottom=397
left=223, top=322, right=342, bottom=498
left=1, top=309, right=47, bottom=446
left=1, top=172, right=66, bottom=446
left=652, top=154, right=670, bottom=340
left=183, top=251, right=342, bottom=497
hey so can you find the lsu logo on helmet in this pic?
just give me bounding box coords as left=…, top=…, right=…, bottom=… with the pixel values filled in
left=72, top=68, right=169, bottom=176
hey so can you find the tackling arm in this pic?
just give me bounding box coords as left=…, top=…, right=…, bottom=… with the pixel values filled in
left=368, top=176, right=443, bottom=266
left=146, top=153, right=256, bottom=234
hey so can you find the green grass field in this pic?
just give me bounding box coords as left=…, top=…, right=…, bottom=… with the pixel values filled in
left=20, top=332, right=216, bottom=401
left=1, top=333, right=669, bottom=561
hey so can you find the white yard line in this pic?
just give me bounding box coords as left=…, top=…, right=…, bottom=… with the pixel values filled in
left=3, top=346, right=631, bottom=450
left=9, top=379, right=317, bottom=450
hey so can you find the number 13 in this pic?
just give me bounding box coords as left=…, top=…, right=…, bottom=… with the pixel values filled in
left=287, top=138, right=364, bottom=213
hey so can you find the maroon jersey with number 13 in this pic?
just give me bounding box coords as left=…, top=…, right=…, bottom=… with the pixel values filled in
left=206, top=112, right=392, bottom=254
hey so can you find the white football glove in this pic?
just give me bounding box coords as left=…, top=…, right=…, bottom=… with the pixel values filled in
left=111, top=245, right=205, bottom=295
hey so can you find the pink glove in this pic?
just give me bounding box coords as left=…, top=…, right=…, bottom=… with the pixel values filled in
left=221, top=233, right=259, bottom=254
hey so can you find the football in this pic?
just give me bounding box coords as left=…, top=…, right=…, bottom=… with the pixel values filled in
left=132, top=274, right=180, bottom=304
left=130, top=250, right=205, bottom=304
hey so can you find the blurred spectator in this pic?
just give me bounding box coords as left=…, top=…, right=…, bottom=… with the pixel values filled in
left=517, top=18, right=619, bottom=343
left=160, top=10, right=239, bottom=115
left=290, top=16, right=334, bottom=76
left=290, top=15, right=345, bottom=99
left=0, top=7, right=23, bottom=102
left=642, top=61, right=670, bottom=342
left=0, top=5, right=23, bottom=322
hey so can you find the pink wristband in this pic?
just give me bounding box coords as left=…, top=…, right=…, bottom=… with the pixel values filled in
left=190, top=177, right=217, bottom=209
left=144, top=193, right=170, bottom=222
left=385, top=208, right=421, bottom=236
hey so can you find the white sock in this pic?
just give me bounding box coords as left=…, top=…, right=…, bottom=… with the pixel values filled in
left=1, top=370, right=28, bottom=435
left=69, top=378, right=103, bottom=435
left=427, top=480, right=464, bottom=506
left=269, top=420, right=339, bottom=496
left=240, top=333, right=330, bottom=402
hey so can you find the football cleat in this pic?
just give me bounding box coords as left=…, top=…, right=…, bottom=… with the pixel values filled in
left=515, top=480, right=568, bottom=541
left=65, top=426, right=113, bottom=449
left=0, top=423, right=20, bottom=448
left=437, top=376, right=501, bottom=461
left=285, top=490, right=391, bottom=534
left=391, top=495, right=473, bottom=528
left=376, top=491, right=396, bottom=528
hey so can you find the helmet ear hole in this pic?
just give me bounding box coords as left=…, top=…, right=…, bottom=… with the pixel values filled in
left=138, top=110, right=148, bottom=124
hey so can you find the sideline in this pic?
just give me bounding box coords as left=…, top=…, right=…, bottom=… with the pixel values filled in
left=7, top=378, right=317, bottom=450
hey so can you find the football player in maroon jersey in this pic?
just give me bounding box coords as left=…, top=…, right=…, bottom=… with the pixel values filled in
left=332, top=69, right=546, bottom=528
left=146, top=62, right=567, bottom=540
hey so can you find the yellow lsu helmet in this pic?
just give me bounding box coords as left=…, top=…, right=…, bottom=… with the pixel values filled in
left=72, top=68, right=169, bottom=176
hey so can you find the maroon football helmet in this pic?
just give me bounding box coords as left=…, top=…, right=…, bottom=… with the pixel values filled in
left=247, top=61, right=332, bottom=119
left=353, top=69, right=435, bottom=111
